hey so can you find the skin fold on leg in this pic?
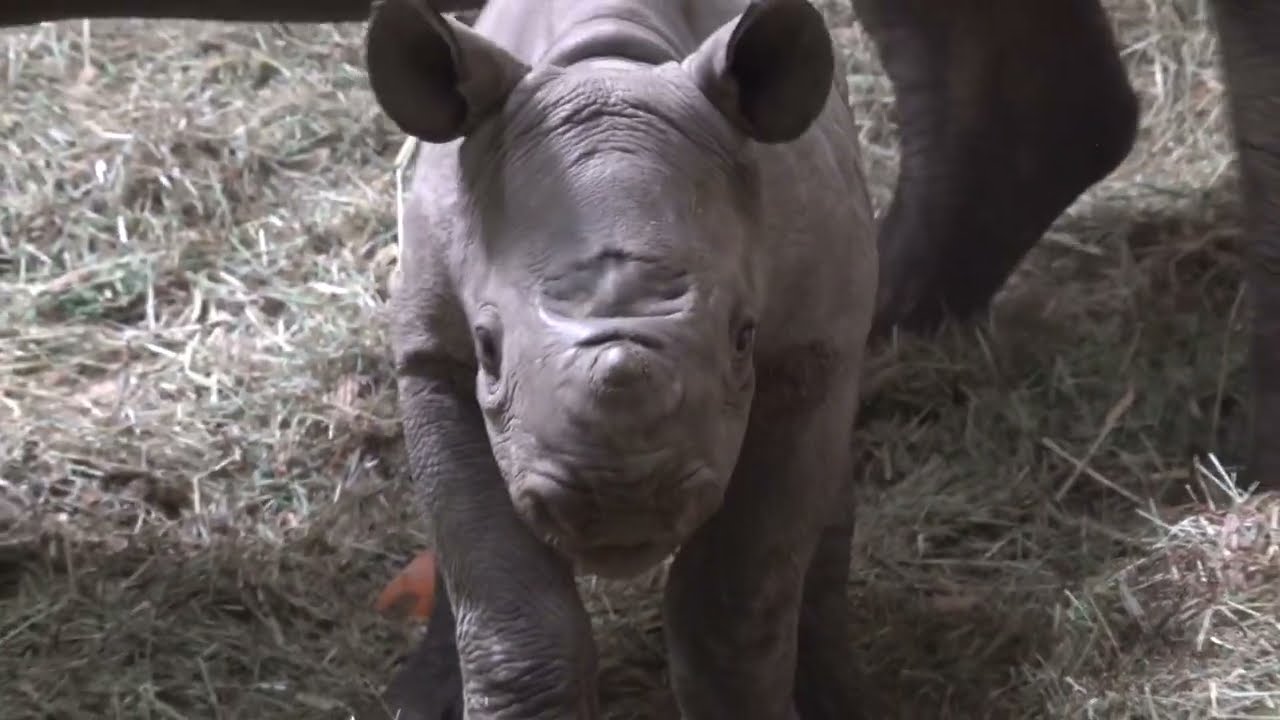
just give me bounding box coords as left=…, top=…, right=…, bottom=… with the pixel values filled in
left=664, top=367, right=866, bottom=720
left=394, top=367, right=600, bottom=720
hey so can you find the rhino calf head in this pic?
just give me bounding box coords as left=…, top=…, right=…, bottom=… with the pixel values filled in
left=368, top=0, right=834, bottom=578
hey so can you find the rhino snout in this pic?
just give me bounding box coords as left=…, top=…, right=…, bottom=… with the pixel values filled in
left=514, top=465, right=721, bottom=578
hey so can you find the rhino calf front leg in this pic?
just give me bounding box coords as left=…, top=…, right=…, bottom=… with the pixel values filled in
left=663, top=371, right=865, bottom=720
left=1210, top=0, right=1280, bottom=492
left=394, top=367, right=600, bottom=720
left=792, top=518, right=873, bottom=720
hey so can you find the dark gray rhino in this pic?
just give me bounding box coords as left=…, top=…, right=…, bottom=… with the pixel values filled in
left=851, top=0, right=1280, bottom=494
left=365, top=0, right=877, bottom=717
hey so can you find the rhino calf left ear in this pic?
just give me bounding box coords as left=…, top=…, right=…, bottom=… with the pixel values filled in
left=684, top=0, right=835, bottom=144
left=365, top=0, right=530, bottom=143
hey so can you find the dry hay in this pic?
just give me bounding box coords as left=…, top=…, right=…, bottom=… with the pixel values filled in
left=1, top=1, right=1277, bottom=718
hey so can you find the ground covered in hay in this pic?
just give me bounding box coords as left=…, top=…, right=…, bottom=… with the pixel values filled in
left=2, top=1, right=1277, bottom=718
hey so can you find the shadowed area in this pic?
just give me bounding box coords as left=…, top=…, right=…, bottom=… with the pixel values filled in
left=1, top=1, right=1277, bottom=717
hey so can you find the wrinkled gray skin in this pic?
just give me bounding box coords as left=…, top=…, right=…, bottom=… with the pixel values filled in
left=364, top=0, right=877, bottom=717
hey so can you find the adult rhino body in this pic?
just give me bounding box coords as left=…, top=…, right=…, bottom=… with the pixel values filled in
left=855, top=0, right=1280, bottom=490
left=365, top=0, right=877, bottom=718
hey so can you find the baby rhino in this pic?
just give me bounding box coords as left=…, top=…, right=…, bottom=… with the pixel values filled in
left=367, top=0, right=878, bottom=717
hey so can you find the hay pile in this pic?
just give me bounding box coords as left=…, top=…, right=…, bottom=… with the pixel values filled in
left=1, top=1, right=1276, bottom=717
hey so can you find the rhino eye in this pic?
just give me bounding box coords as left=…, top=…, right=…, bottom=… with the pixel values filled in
left=474, top=325, right=502, bottom=377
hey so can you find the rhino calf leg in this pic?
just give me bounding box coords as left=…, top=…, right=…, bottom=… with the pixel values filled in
left=792, top=519, right=872, bottom=720
left=1210, top=0, right=1280, bottom=492
left=854, top=0, right=1139, bottom=337
left=391, top=372, right=601, bottom=720
left=663, top=374, right=864, bottom=720
left=384, top=505, right=872, bottom=720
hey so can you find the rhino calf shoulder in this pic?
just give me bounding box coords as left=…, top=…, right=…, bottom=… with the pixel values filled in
left=367, top=0, right=878, bottom=717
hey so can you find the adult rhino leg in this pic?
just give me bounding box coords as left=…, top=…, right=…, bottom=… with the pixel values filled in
left=1209, top=1, right=1280, bottom=492
left=663, top=369, right=865, bottom=720
left=854, top=0, right=1140, bottom=337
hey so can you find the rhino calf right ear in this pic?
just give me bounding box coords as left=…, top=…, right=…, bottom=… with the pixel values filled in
left=684, top=0, right=835, bottom=144
left=365, top=0, right=530, bottom=143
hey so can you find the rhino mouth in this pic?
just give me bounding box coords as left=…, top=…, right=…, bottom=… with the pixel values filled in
left=516, top=465, right=721, bottom=579
left=570, top=539, right=677, bottom=579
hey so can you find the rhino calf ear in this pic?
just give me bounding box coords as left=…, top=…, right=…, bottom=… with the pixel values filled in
left=366, top=0, right=530, bottom=143
left=684, top=0, right=835, bottom=144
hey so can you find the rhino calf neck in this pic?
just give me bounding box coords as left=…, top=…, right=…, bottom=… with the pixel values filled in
left=369, top=0, right=878, bottom=717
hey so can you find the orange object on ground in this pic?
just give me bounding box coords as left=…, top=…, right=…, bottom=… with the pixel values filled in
left=376, top=550, right=438, bottom=621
